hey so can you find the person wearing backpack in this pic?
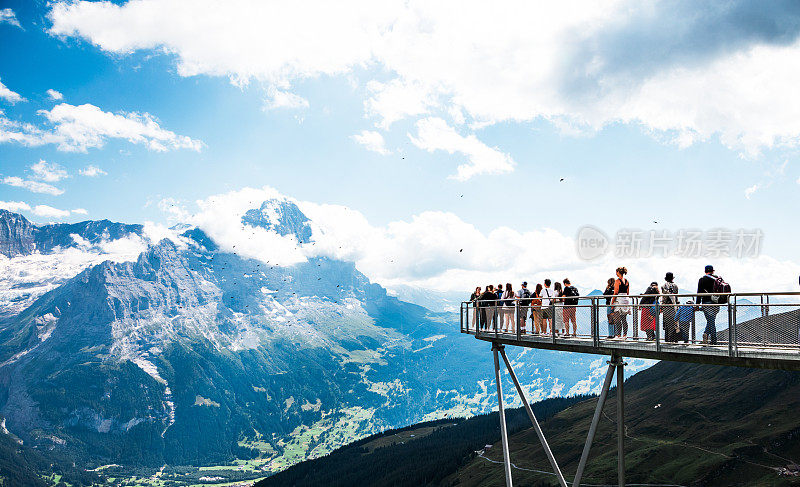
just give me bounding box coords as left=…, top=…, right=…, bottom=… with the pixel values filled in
left=696, top=265, right=730, bottom=344
left=515, top=281, right=532, bottom=333
left=661, top=272, right=679, bottom=342
left=562, top=278, right=580, bottom=336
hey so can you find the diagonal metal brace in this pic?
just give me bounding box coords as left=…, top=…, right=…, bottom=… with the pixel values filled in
left=498, top=346, right=568, bottom=487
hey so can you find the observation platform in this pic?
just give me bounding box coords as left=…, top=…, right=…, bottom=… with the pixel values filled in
left=460, top=292, right=800, bottom=371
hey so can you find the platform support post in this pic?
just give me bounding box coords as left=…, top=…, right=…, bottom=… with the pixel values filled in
left=499, top=347, right=567, bottom=487
left=616, top=355, right=626, bottom=487
left=572, top=355, right=618, bottom=487
left=493, top=344, right=514, bottom=487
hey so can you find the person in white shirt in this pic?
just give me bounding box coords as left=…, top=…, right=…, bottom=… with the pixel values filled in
left=540, top=279, right=554, bottom=335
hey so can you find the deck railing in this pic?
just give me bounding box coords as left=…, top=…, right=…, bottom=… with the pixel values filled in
left=460, top=292, right=800, bottom=357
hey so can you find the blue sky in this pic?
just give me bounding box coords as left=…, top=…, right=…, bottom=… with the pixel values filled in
left=2, top=0, right=800, bottom=293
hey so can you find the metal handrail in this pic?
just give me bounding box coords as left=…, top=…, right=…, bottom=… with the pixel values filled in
left=461, top=291, right=800, bottom=358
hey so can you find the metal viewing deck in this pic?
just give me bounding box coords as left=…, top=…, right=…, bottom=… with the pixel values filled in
left=460, top=292, right=800, bottom=370
left=459, top=292, right=800, bottom=487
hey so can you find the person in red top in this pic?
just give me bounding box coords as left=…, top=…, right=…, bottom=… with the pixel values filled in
left=640, top=282, right=660, bottom=340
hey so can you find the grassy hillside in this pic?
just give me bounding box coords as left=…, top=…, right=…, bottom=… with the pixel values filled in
left=449, top=361, right=800, bottom=486
left=255, top=395, right=589, bottom=487
left=255, top=359, right=800, bottom=487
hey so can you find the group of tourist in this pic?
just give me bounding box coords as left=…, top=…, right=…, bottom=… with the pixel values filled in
left=469, top=265, right=727, bottom=345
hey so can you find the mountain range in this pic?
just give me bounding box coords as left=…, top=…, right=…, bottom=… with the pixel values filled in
left=0, top=199, right=635, bottom=485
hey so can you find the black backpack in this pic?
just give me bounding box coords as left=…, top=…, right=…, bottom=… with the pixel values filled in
left=710, top=275, right=731, bottom=304
left=519, top=288, right=532, bottom=306
left=564, top=286, right=580, bottom=305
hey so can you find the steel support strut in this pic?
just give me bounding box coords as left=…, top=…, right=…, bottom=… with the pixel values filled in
left=493, top=344, right=514, bottom=487
left=616, top=356, right=626, bottom=487
left=572, top=356, right=618, bottom=487
left=499, top=347, right=568, bottom=487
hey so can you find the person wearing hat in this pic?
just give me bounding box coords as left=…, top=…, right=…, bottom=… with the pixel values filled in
left=697, top=265, right=719, bottom=344
left=661, top=272, right=679, bottom=342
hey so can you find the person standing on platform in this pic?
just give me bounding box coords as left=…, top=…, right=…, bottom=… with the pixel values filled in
left=697, top=265, right=720, bottom=344
left=661, top=272, right=679, bottom=342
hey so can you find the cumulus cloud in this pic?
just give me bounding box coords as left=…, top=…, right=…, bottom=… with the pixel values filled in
left=171, top=186, right=800, bottom=297
left=351, top=130, right=390, bottom=155
left=3, top=176, right=64, bottom=196
left=0, top=103, right=203, bottom=152
left=0, top=201, right=31, bottom=212
left=78, top=164, right=107, bottom=177
left=0, top=9, right=21, bottom=29
left=71, top=208, right=88, bottom=215
left=40, top=103, right=204, bottom=152
left=0, top=79, right=25, bottom=104
left=31, top=204, right=71, bottom=219
left=46, top=89, right=64, bottom=100
left=31, top=160, right=69, bottom=182
left=409, top=118, right=515, bottom=180
left=47, top=0, right=800, bottom=161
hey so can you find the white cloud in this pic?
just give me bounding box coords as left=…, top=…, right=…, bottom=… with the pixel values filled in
left=263, top=88, right=309, bottom=110
left=3, top=176, right=64, bottom=196
left=47, top=0, right=800, bottom=160
left=189, top=187, right=307, bottom=267
left=78, top=164, right=107, bottom=177
left=71, top=208, right=88, bottom=215
left=31, top=160, right=69, bottom=182
left=0, top=103, right=203, bottom=152
left=0, top=9, right=21, bottom=29
left=351, top=130, right=390, bottom=155
left=409, top=117, right=515, bottom=180
left=175, top=186, right=800, bottom=297
left=40, top=103, right=204, bottom=152
left=744, top=183, right=760, bottom=199
left=47, top=89, right=64, bottom=100
left=0, top=79, right=25, bottom=104
left=31, top=204, right=71, bottom=219
left=158, top=197, right=190, bottom=223
left=0, top=201, right=31, bottom=212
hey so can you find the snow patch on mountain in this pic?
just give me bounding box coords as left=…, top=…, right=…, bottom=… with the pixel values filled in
left=0, top=234, right=147, bottom=316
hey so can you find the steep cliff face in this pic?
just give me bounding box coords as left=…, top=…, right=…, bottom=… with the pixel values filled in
left=0, top=210, right=35, bottom=257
